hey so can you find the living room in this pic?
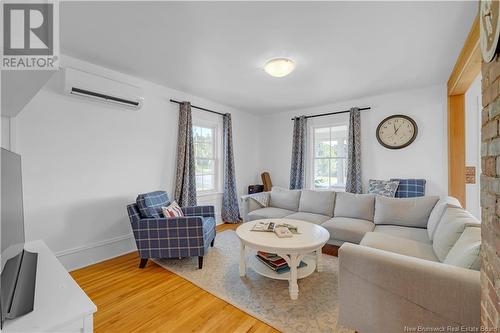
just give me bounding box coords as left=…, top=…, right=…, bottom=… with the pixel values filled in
left=0, top=1, right=497, bottom=333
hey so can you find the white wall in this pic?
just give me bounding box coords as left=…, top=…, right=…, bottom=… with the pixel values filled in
left=259, top=84, right=448, bottom=196
left=14, top=55, right=260, bottom=271
left=1, top=116, right=11, bottom=150
left=465, top=74, right=482, bottom=219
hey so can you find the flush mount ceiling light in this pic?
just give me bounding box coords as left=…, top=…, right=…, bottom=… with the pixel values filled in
left=264, top=58, right=295, bottom=77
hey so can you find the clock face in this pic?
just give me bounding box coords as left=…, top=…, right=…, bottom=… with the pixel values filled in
left=376, top=115, right=418, bottom=149
left=481, top=0, right=500, bottom=62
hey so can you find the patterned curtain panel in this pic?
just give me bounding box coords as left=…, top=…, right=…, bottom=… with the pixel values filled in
left=174, top=102, right=197, bottom=206
left=222, top=114, right=240, bottom=223
left=345, top=107, right=362, bottom=194
left=289, top=116, right=307, bottom=189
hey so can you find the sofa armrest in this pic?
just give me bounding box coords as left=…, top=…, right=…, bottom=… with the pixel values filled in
left=182, top=205, right=215, bottom=218
left=240, top=192, right=270, bottom=222
left=338, top=243, right=480, bottom=333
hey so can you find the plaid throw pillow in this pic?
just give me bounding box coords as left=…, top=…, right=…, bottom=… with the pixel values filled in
left=162, top=201, right=184, bottom=218
left=137, top=191, right=170, bottom=218
left=390, top=179, right=426, bottom=198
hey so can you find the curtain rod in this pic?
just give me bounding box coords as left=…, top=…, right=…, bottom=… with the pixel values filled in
left=291, top=107, right=371, bottom=120
left=169, top=99, right=225, bottom=116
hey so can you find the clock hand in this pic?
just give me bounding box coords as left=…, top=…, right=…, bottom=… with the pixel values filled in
left=395, top=125, right=402, bottom=134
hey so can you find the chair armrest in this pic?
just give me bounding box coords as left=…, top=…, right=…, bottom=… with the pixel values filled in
left=131, top=217, right=206, bottom=258
left=181, top=205, right=215, bottom=218
left=132, top=216, right=204, bottom=233
left=240, top=192, right=270, bottom=222
left=338, top=243, right=480, bottom=332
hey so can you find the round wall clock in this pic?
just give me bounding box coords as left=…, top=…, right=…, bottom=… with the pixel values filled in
left=376, top=115, right=418, bottom=150
left=480, top=0, right=500, bottom=62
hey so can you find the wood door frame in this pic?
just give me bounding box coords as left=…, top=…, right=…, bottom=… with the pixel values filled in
left=447, top=14, right=481, bottom=207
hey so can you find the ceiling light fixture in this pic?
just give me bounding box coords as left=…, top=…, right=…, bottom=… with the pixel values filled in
left=264, top=58, right=295, bottom=78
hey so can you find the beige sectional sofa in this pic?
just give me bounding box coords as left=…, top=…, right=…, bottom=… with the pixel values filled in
left=240, top=187, right=481, bottom=332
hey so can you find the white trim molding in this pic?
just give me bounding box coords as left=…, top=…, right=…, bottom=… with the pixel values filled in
left=56, top=233, right=136, bottom=272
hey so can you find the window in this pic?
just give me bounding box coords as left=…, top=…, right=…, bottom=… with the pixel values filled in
left=312, top=125, right=348, bottom=189
left=193, top=125, right=217, bottom=192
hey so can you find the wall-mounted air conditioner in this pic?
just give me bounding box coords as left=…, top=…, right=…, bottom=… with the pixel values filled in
left=63, top=67, right=144, bottom=110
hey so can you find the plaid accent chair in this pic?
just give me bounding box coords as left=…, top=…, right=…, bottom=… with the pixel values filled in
left=127, top=191, right=216, bottom=269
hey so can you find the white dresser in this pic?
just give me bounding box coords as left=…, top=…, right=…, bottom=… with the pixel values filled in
left=3, top=240, right=97, bottom=333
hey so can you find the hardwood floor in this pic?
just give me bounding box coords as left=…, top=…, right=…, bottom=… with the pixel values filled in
left=70, top=223, right=338, bottom=333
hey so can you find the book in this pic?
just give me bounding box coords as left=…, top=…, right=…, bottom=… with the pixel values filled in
left=255, top=255, right=307, bottom=274
left=251, top=221, right=300, bottom=235
left=257, top=251, right=279, bottom=260
left=274, top=226, right=293, bottom=238
left=251, top=221, right=275, bottom=232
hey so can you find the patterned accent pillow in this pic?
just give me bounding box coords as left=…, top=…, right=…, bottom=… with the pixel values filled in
left=390, top=179, right=426, bottom=198
left=162, top=201, right=184, bottom=218
left=368, top=179, right=400, bottom=197
left=249, top=192, right=270, bottom=207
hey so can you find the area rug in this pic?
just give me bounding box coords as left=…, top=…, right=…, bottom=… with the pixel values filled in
left=154, top=230, right=354, bottom=333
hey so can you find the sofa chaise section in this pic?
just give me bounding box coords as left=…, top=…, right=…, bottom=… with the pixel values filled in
left=372, top=225, right=431, bottom=244
left=338, top=243, right=480, bottom=333
left=339, top=204, right=482, bottom=332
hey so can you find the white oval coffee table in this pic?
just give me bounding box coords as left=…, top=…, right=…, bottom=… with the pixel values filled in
left=236, top=219, right=330, bottom=300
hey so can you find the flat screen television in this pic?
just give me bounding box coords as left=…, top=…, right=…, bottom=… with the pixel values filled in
left=1, top=148, right=37, bottom=328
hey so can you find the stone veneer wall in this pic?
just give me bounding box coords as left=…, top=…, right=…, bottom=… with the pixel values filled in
left=481, top=56, right=500, bottom=329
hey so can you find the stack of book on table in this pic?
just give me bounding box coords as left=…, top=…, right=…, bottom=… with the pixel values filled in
left=256, top=251, right=307, bottom=274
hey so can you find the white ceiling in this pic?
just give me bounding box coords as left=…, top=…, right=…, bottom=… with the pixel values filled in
left=60, top=1, right=478, bottom=114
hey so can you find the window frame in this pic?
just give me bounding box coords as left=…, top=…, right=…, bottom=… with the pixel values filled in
left=192, top=119, right=221, bottom=195
left=308, top=122, right=348, bottom=191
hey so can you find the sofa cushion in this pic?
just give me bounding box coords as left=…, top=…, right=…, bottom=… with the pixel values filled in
left=373, top=225, right=431, bottom=244
left=248, top=207, right=295, bottom=221
left=298, top=190, right=335, bottom=216
left=427, top=196, right=461, bottom=240
left=433, top=206, right=480, bottom=262
left=286, top=212, right=331, bottom=224
left=443, top=226, right=481, bottom=271
left=368, top=179, right=399, bottom=197
left=390, top=178, right=426, bottom=198
left=334, top=192, right=375, bottom=221
left=136, top=191, right=170, bottom=218
left=322, top=217, right=375, bottom=244
left=373, top=195, right=439, bottom=228
left=269, top=187, right=301, bottom=211
left=360, top=232, right=439, bottom=262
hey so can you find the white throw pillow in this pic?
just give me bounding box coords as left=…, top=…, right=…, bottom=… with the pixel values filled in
left=427, top=196, right=461, bottom=240
left=432, top=206, right=480, bottom=262
left=162, top=201, right=184, bottom=218
left=443, top=226, right=481, bottom=270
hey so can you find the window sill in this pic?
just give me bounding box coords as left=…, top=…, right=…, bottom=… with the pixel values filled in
left=311, top=186, right=346, bottom=191
left=197, top=191, right=223, bottom=198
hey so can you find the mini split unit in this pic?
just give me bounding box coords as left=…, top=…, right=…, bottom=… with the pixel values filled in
left=64, top=67, right=144, bottom=110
